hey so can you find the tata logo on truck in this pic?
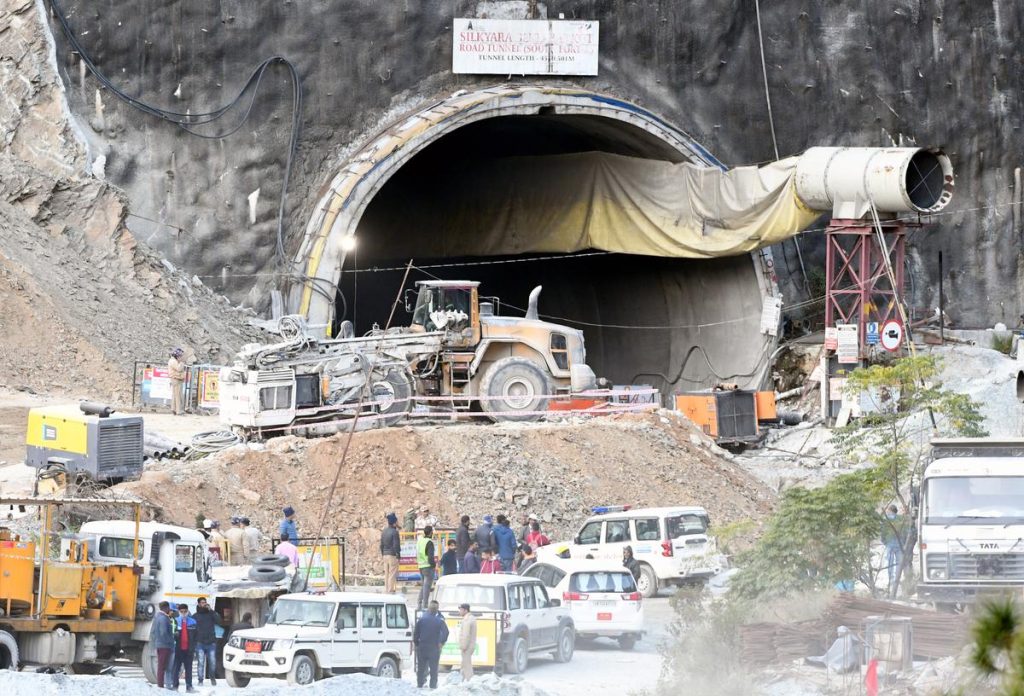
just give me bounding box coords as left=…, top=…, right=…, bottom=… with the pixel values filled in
left=980, top=543, right=999, bottom=549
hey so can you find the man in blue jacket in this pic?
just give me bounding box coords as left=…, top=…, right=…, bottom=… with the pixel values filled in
left=413, top=600, right=450, bottom=689
left=492, top=515, right=517, bottom=573
left=148, top=601, right=174, bottom=688
left=279, top=506, right=298, bottom=544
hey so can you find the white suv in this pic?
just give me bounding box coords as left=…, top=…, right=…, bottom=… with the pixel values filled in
left=522, top=559, right=644, bottom=649
left=433, top=573, right=575, bottom=674
left=223, top=592, right=412, bottom=686
left=538, top=506, right=723, bottom=597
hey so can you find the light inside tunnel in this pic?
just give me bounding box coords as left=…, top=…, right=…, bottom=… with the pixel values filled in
left=336, top=113, right=773, bottom=394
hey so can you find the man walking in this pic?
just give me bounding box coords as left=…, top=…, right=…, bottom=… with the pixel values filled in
left=380, top=512, right=401, bottom=594
left=458, top=603, right=478, bottom=682
left=493, top=515, right=517, bottom=573
left=413, top=600, right=450, bottom=689
left=168, top=348, right=187, bottom=416
left=171, top=603, right=197, bottom=692
left=417, top=526, right=438, bottom=609
left=455, top=515, right=471, bottom=571
left=279, top=506, right=298, bottom=544
left=148, top=601, right=174, bottom=688
left=225, top=517, right=246, bottom=565
left=193, top=597, right=221, bottom=687
left=474, top=515, right=495, bottom=554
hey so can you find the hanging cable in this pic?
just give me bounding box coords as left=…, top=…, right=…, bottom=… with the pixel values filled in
left=753, top=0, right=780, bottom=161
left=46, top=0, right=302, bottom=266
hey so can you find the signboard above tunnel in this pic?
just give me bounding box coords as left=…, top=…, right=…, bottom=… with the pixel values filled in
left=452, top=18, right=599, bottom=76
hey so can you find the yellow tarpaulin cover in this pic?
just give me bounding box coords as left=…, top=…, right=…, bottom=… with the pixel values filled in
left=379, top=152, right=817, bottom=258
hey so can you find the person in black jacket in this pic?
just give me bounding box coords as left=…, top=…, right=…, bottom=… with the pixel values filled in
left=623, top=546, right=641, bottom=582
left=380, top=512, right=401, bottom=594
left=193, top=597, right=222, bottom=687
left=413, top=601, right=450, bottom=689
left=455, top=515, right=471, bottom=571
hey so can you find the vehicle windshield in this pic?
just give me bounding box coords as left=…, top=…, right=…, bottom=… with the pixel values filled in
left=267, top=599, right=334, bottom=626
left=435, top=584, right=505, bottom=611
left=98, top=536, right=145, bottom=560
left=925, top=476, right=1024, bottom=525
left=569, top=571, right=637, bottom=594
left=411, top=286, right=471, bottom=332
left=666, top=514, right=708, bottom=538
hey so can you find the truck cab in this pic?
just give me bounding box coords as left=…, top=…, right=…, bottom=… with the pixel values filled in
left=918, top=439, right=1024, bottom=603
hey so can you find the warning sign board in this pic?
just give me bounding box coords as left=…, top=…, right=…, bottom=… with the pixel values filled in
left=836, top=323, right=860, bottom=364
left=865, top=322, right=880, bottom=346
left=824, top=326, right=838, bottom=351
left=880, top=320, right=904, bottom=352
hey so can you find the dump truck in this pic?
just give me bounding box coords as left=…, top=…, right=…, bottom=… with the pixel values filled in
left=917, top=439, right=1024, bottom=604
left=219, top=281, right=600, bottom=437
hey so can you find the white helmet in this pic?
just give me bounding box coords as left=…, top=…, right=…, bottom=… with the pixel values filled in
left=202, top=518, right=213, bottom=529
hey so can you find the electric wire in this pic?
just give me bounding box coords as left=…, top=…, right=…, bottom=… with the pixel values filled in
left=753, top=0, right=780, bottom=161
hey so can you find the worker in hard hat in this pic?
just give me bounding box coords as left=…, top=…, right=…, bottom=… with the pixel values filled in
left=168, top=347, right=187, bottom=415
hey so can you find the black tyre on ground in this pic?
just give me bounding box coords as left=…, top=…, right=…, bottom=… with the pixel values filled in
left=637, top=564, right=658, bottom=598
left=373, top=655, right=400, bottom=678
left=287, top=654, right=317, bottom=685
left=505, top=636, right=529, bottom=674
left=371, top=368, right=414, bottom=427
left=479, top=357, right=552, bottom=422
left=617, top=635, right=637, bottom=650
left=140, top=641, right=157, bottom=684
left=553, top=626, right=575, bottom=663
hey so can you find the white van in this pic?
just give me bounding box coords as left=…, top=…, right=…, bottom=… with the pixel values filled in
left=538, top=506, right=723, bottom=597
left=223, top=592, right=412, bottom=686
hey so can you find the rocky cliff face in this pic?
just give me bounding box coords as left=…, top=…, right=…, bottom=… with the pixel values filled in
left=43, top=0, right=1024, bottom=325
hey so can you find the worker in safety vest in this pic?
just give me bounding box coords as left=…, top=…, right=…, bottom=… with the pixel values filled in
left=417, top=526, right=437, bottom=610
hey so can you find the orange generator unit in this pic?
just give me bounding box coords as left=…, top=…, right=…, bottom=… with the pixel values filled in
left=674, top=389, right=777, bottom=446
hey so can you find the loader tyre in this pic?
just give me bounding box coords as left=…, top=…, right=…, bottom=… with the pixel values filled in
left=371, top=368, right=414, bottom=427
left=479, top=357, right=551, bottom=422
left=0, top=629, right=18, bottom=670
left=249, top=565, right=287, bottom=582
left=252, top=554, right=290, bottom=567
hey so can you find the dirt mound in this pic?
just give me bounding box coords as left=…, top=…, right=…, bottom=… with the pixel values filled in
left=115, top=412, right=775, bottom=577
left=0, top=1, right=260, bottom=401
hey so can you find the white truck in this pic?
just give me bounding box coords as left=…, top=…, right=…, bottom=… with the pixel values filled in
left=917, top=439, right=1024, bottom=604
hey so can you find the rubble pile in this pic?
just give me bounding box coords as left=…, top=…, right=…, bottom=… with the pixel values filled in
left=0, top=1, right=261, bottom=400
left=115, top=412, right=775, bottom=577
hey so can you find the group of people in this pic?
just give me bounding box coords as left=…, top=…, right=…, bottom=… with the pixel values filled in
left=197, top=505, right=300, bottom=566
left=379, top=511, right=553, bottom=610
left=148, top=598, right=222, bottom=691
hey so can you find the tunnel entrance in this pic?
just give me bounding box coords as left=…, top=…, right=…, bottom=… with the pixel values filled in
left=297, top=87, right=775, bottom=395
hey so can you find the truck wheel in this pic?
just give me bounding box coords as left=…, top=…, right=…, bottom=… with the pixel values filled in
left=505, top=636, right=529, bottom=674
left=0, top=630, right=18, bottom=670
left=225, top=668, right=250, bottom=688
left=637, top=565, right=658, bottom=598
left=617, top=635, right=637, bottom=650
left=553, top=626, right=575, bottom=663
left=479, top=357, right=552, bottom=422
left=373, top=655, right=400, bottom=678
left=371, top=368, right=413, bottom=427
left=288, top=654, right=317, bottom=685
left=139, top=641, right=157, bottom=684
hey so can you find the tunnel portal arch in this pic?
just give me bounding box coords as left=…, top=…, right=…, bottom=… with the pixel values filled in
left=292, top=85, right=777, bottom=394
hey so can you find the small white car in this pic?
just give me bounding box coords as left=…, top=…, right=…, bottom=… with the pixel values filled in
left=521, top=559, right=644, bottom=649
left=433, top=573, right=575, bottom=674
left=537, top=506, right=723, bottom=597
left=222, top=592, right=412, bottom=686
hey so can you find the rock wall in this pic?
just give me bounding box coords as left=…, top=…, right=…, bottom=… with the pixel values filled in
left=43, top=0, right=1024, bottom=325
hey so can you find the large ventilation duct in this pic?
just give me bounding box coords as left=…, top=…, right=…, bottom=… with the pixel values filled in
left=795, top=147, right=954, bottom=219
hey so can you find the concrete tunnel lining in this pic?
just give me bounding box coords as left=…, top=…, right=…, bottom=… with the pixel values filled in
left=294, top=86, right=778, bottom=396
